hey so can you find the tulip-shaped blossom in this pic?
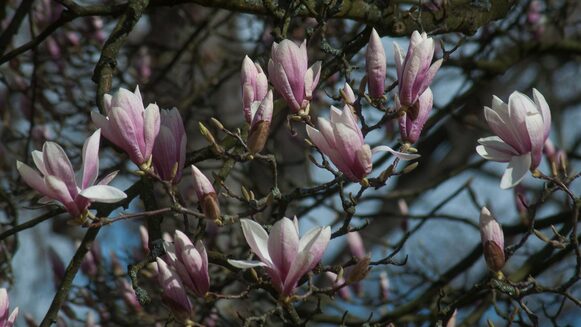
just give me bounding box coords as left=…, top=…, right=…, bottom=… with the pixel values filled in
left=479, top=207, right=505, bottom=272
left=91, top=86, right=160, bottom=166
left=247, top=90, right=274, bottom=154
left=0, top=289, right=18, bottom=327
left=366, top=28, right=387, bottom=99
left=268, top=39, right=321, bottom=114
left=476, top=89, right=551, bottom=189
left=306, top=106, right=420, bottom=182
left=191, top=165, right=221, bottom=221
left=229, top=217, right=331, bottom=297
left=241, top=56, right=269, bottom=123
left=393, top=31, right=442, bottom=108
left=155, top=258, right=192, bottom=319
left=17, top=129, right=127, bottom=218
left=152, top=108, right=186, bottom=183
left=398, top=87, right=433, bottom=144
left=164, top=230, right=210, bottom=297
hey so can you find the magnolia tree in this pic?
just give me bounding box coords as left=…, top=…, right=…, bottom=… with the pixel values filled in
left=0, top=0, right=579, bottom=326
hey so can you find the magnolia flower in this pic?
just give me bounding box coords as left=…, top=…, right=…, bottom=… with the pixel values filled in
left=479, top=207, right=505, bottom=272
left=241, top=55, right=269, bottom=123
left=247, top=90, right=273, bottom=154
left=164, top=230, right=210, bottom=297
left=191, top=165, right=221, bottom=221
left=91, top=86, right=160, bottom=166
left=476, top=89, right=551, bottom=189
left=152, top=108, right=186, bottom=183
left=393, top=31, right=442, bottom=108
left=398, top=87, right=433, bottom=144
left=17, top=129, right=127, bottom=218
left=306, top=106, right=420, bottom=182
left=0, top=289, right=18, bottom=327
left=229, top=217, right=331, bottom=296
left=155, top=258, right=192, bottom=320
left=268, top=39, right=321, bottom=114
left=366, top=28, right=387, bottom=99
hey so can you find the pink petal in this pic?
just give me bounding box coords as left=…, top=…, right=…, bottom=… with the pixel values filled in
left=525, top=112, right=545, bottom=168
left=532, top=88, right=551, bottom=139
left=110, top=106, right=144, bottom=164
left=31, top=150, right=48, bottom=175
left=508, top=92, right=535, bottom=152
left=143, top=103, right=161, bottom=162
left=304, top=61, right=322, bottom=99
left=45, top=175, right=78, bottom=216
left=268, top=217, right=300, bottom=282
left=42, top=142, right=77, bottom=197
left=97, top=170, right=119, bottom=185
left=269, top=60, right=301, bottom=113
left=17, top=161, right=50, bottom=196
left=81, top=129, right=101, bottom=189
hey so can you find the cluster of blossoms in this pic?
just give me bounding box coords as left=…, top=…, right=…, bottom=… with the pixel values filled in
left=366, top=29, right=442, bottom=144
left=12, top=23, right=560, bottom=323
left=155, top=230, right=210, bottom=320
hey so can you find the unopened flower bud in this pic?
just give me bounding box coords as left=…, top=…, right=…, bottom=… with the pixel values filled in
left=247, top=90, right=273, bottom=154
left=341, top=83, right=356, bottom=105
left=366, top=29, right=386, bottom=99
left=191, top=165, right=221, bottom=221
left=347, top=256, right=370, bottom=284
left=479, top=207, right=505, bottom=272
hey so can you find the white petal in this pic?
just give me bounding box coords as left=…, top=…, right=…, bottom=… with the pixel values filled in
left=79, top=185, right=127, bottom=203
left=240, top=219, right=272, bottom=265
left=500, top=153, right=531, bottom=189
left=227, top=259, right=267, bottom=269
left=476, top=136, right=517, bottom=162
left=372, top=145, right=421, bottom=160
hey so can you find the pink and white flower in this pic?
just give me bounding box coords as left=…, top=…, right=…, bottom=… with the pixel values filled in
left=152, top=108, right=186, bottom=183
left=306, top=106, right=420, bottom=182
left=393, top=31, right=442, bottom=108
left=268, top=40, right=321, bottom=114
left=242, top=56, right=269, bottom=123
left=17, top=129, right=126, bottom=218
left=91, top=86, right=160, bottom=166
left=229, top=217, right=331, bottom=296
left=476, top=89, right=551, bottom=189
